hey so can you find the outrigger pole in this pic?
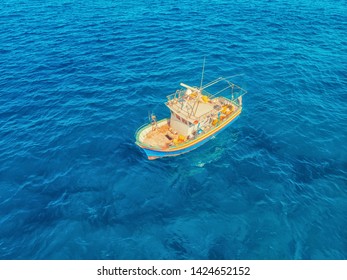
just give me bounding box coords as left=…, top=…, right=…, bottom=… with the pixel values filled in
left=202, top=74, right=244, bottom=91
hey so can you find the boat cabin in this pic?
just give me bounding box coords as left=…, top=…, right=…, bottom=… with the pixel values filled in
left=166, top=83, right=236, bottom=140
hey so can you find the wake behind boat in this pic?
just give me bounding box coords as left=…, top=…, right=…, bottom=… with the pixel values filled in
left=135, top=76, right=247, bottom=160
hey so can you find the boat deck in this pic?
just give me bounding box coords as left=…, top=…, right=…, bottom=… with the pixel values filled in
left=142, top=124, right=173, bottom=149
left=141, top=103, right=240, bottom=149
left=191, top=101, right=214, bottom=118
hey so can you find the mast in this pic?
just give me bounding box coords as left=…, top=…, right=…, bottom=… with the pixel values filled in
left=199, top=57, right=206, bottom=90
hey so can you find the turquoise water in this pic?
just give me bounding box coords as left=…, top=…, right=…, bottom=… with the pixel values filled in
left=0, top=0, right=346, bottom=259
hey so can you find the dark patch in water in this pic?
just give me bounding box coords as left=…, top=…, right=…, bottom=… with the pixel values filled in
left=208, top=237, right=226, bottom=260
left=165, top=235, right=188, bottom=258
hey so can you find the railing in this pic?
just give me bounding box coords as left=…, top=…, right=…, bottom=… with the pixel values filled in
left=166, top=79, right=246, bottom=104
left=134, top=122, right=150, bottom=142
left=166, top=89, right=186, bottom=102
left=136, top=107, right=241, bottom=150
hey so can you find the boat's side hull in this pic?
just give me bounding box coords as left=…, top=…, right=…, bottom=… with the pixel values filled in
left=136, top=110, right=241, bottom=160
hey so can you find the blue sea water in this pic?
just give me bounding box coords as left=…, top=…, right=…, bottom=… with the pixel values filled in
left=0, top=0, right=346, bottom=260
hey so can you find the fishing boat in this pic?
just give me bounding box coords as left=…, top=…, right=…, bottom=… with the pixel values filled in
left=135, top=76, right=247, bottom=160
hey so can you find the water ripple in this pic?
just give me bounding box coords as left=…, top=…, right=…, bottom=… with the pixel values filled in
left=0, top=0, right=346, bottom=260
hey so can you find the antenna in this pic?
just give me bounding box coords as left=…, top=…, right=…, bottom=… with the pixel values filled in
left=199, top=57, right=206, bottom=90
